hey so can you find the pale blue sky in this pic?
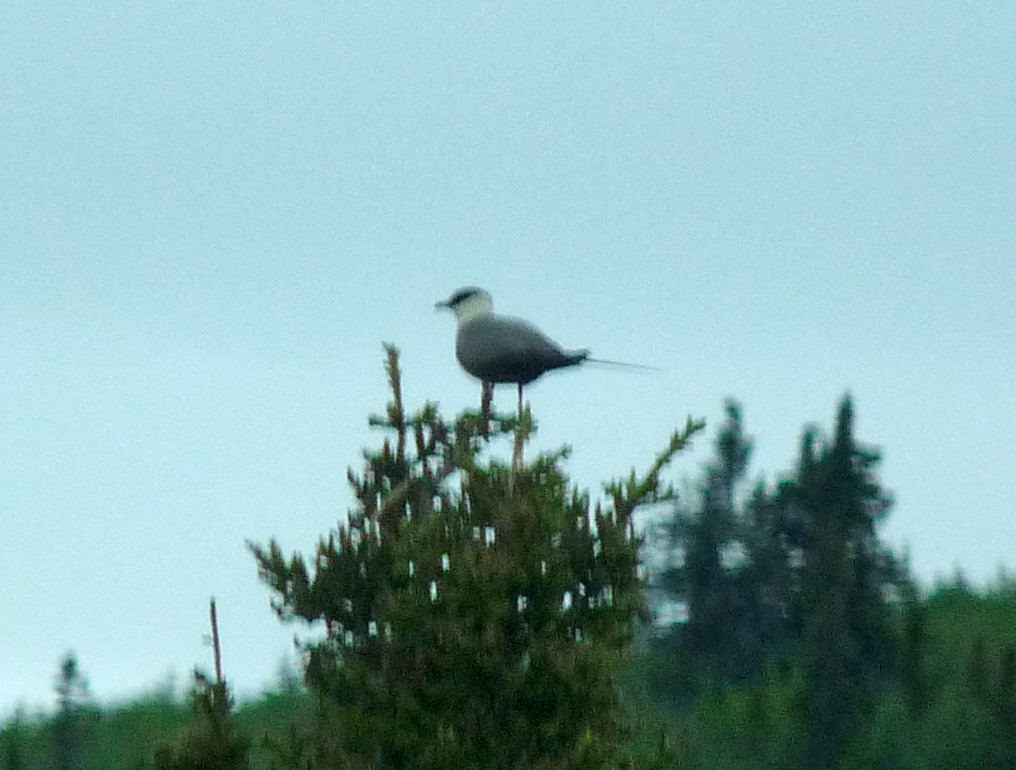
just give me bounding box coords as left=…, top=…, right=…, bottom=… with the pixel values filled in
left=2, top=3, right=1014, bottom=713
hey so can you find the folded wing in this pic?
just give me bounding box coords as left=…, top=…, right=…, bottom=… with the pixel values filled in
left=456, top=314, right=588, bottom=384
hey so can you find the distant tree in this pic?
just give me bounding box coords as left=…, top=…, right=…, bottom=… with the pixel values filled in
left=251, top=345, right=703, bottom=770
left=789, top=396, right=903, bottom=767
left=1, top=709, right=25, bottom=770
left=735, top=479, right=800, bottom=675
left=52, top=652, right=93, bottom=770
left=143, top=600, right=249, bottom=770
left=897, top=581, right=932, bottom=718
left=653, top=400, right=797, bottom=695
left=686, top=400, right=750, bottom=673
left=957, top=639, right=1016, bottom=770
left=649, top=395, right=911, bottom=767
left=147, top=672, right=250, bottom=770
left=658, top=400, right=753, bottom=687
left=989, top=646, right=1016, bottom=768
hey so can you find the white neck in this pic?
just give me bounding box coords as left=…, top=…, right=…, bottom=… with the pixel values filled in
left=452, top=292, right=493, bottom=324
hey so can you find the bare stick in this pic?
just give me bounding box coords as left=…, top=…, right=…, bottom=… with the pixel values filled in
left=209, top=597, right=223, bottom=686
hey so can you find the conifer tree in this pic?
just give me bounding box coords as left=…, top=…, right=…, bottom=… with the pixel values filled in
left=736, top=480, right=799, bottom=677
left=961, top=640, right=1016, bottom=770
left=148, top=673, right=250, bottom=770
left=0, top=709, right=25, bottom=770
left=52, top=652, right=92, bottom=770
left=679, top=400, right=750, bottom=681
left=655, top=400, right=768, bottom=690
left=651, top=394, right=907, bottom=752
left=790, top=396, right=903, bottom=768
left=145, top=600, right=250, bottom=770
left=251, top=345, right=703, bottom=770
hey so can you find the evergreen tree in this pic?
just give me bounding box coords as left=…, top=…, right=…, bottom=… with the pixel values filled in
left=52, top=652, right=92, bottom=770
left=736, top=480, right=799, bottom=676
left=679, top=400, right=751, bottom=683
left=897, top=581, right=931, bottom=719
left=146, top=672, right=250, bottom=770
left=0, top=709, right=25, bottom=770
left=790, top=396, right=902, bottom=768
left=649, top=394, right=908, bottom=769
left=959, top=639, right=1016, bottom=770
left=655, top=400, right=779, bottom=692
left=988, top=646, right=1016, bottom=769
left=142, top=600, right=249, bottom=770
left=251, top=346, right=703, bottom=770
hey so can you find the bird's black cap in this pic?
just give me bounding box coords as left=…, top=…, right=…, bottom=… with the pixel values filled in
left=435, top=286, right=486, bottom=309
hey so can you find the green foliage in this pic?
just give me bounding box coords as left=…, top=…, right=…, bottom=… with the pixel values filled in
left=250, top=345, right=704, bottom=770
left=656, top=400, right=786, bottom=693
left=92, top=693, right=191, bottom=768
left=790, top=396, right=905, bottom=765
left=0, top=684, right=312, bottom=770
left=52, top=652, right=98, bottom=770
left=8, top=382, right=1016, bottom=770
left=1, top=710, right=27, bottom=770
left=2, top=556, right=1016, bottom=770
left=650, top=395, right=915, bottom=768
left=635, top=583, right=1016, bottom=770
left=143, top=673, right=250, bottom=770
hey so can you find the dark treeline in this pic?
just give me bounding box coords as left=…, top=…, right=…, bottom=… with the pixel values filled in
left=3, top=359, right=1016, bottom=769
left=650, top=395, right=907, bottom=766
left=644, top=396, right=1016, bottom=769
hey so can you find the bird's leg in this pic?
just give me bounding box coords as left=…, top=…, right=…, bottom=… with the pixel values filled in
left=480, top=381, right=493, bottom=438
left=512, top=382, right=524, bottom=473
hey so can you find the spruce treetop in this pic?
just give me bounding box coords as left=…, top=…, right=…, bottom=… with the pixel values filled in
left=251, top=345, right=703, bottom=770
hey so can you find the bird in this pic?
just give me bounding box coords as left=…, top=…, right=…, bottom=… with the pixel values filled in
left=435, top=286, right=653, bottom=414
left=435, top=285, right=577, bottom=470
left=435, top=287, right=589, bottom=388
left=436, top=286, right=655, bottom=471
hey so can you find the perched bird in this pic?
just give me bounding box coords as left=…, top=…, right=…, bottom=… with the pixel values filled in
left=436, top=286, right=653, bottom=470
left=435, top=286, right=590, bottom=389
left=436, top=286, right=652, bottom=408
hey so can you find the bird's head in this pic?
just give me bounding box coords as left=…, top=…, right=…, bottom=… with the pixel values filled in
left=435, top=286, right=494, bottom=323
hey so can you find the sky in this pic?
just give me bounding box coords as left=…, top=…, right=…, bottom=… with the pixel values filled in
left=2, top=3, right=1014, bottom=715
